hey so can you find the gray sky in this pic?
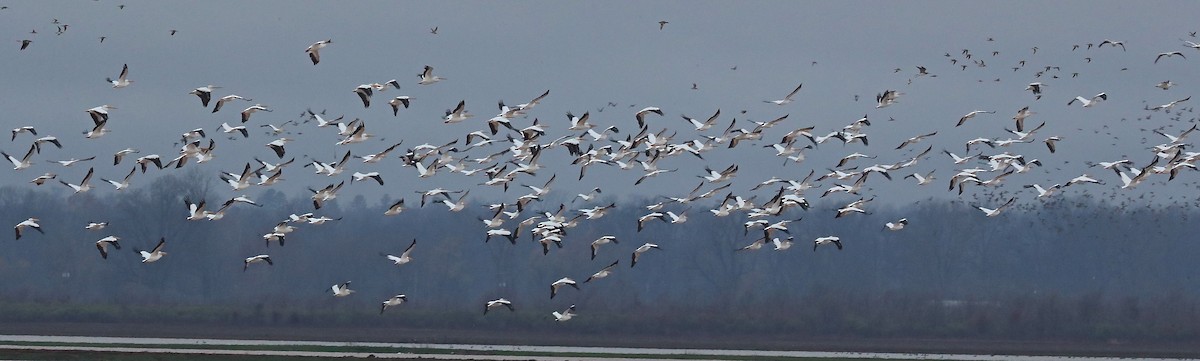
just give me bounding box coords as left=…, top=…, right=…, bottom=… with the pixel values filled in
left=2, top=1, right=1199, bottom=208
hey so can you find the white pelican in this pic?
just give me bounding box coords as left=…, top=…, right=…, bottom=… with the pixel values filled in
left=113, top=148, right=138, bottom=165
left=107, top=64, right=132, bottom=88
left=813, top=236, right=843, bottom=251
left=484, top=298, right=514, bottom=314
left=418, top=65, right=445, bottom=85
left=135, top=154, right=164, bottom=173
left=306, top=39, right=331, bottom=65
left=1099, top=39, right=1126, bottom=51
left=1149, top=96, right=1190, bottom=112
left=440, top=190, right=469, bottom=212
left=353, top=84, right=374, bottom=108
left=212, top=95, right=251, bottom=113
left=631, top=243, right=661, bottom=267
left=567, top=111, right=593, bottom=130
left=1156, top=80, right=1175, bottom=90
left=241, top=104, right=271, bottom=123
left=884, top=218, right=908, bottom=231
left=1065, top=174, right=1104, bottom=186
left=552, top=305, right=576, bottom=322
left=389, top=96, right=411, bottom=116
left=896, top=131, right=937, bottom=150
left=51, top=156, right=95, bottom=167
left=2, top=144, right=37, bottom=170
left=384, top=239, right=416, bottom=266
left=243, top=255, right=273, bottom=271
left=266, top=138, right=292, bottom=158
left=584, top=260, right=619, bottom=283
left=550, top=277, right=579, bottom=299
left=443, top=100, right=472, bottom=123
left=351, top=171, right=384, bottom=185
left=218, top=123, right=249, bottom=138
left=86, top=105, right=116, bottom=124
left=184, top=198, right=207, bottom=221
left=977, top=197, right=1017, bottom=217
left=189, top=85, right=219, bottom=107
left=1155, top=51, right=1186, bottom=64
left=331, top=281, right=354, bottom=297
left=381, top=295, right=407, bottom=314
left=1068, top=93, right=1107, bottom=107
left=876, top=90, right=902, bottom=108
left=772, top=236, right=795, bottom=251
left=590, top=235, right=618, bottom=260
left=904, top=170, right=935, bottom=185
left=95, top=236, right=120, bottom=259
left=59, top=167, right=94, bottom=193
left=1024, top=183, right=1061, bottom=198
left=84, top=221, right=107, bottom=230
left=384, top=198, right=406, bottom=216
left=956, top=110, right=996, bottom=127
left=100, top=167, right=136, bottom=191
left=634, top=107, right=663, bottom=128
left=137, top=238, right=167, bottom=263
left=11, top=126, right=36, bottom=141
left=14, top=217, right=43, bottom=240
left=764, top=83, right=803, bottom=105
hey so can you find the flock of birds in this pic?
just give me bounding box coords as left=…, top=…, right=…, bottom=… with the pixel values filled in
left=5, top=4, right=1200, bottom=323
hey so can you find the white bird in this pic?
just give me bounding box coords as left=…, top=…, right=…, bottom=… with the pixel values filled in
left=51, top=156, right=95, bottom=167
left=764, top=83, right=803, bottom=105
left=590, top=235, right=619, bottom=260
left=484, top=298, right=515, bottom=314
left=1156, top=80, right=1176, bottom=90
left=266, top=138, right=292, bottom=158
left=189, top=85, right=220, bottom=107
left=330, top=281, right=354, bottom=297
left=418, top=65, right=445, bottom=85
left=772, top=236, right=795, bottom=251
left=106, top=63, right=132, bottom=88
left=813, top=236, right=843, bottom=251
left=306, top=39, right=332, bottom=65
left=1068, top=92, right=1107, bottom=107
left=884, top=218, right=908, bottom=231
left=385, top=239, right=416, bottom=266
left=584, top=260, right=620, bottom=283
left=443, top=100, right=472, bottom=123
left=904, top=170, right=935, bottom=185
left=552, top=304, right=577, bottom=322
left=59, top=167, right=94, bottom=193
left=351, top=171, right=384, bottom=185
left=218, top=122, right=249, bottom=138
left=389, top=96, right=411, bottom=116
left=14, top=217, right=43, bottom=240
left=1024, top=183, right=1061, bottom=198
left=137, top=238, right=167, bottom=263
left=381, top=295, right=407, bottom=314
left=11, top=126, right=37, bottom=141
left=550, top=277, right=579, bottom=299
left=100, top=167, right=137, bottom=191
left=243, top=255, right=273, bottom=271
left=241, top=104, right=272, bottom=123
left=1155, top=51, right=1186, bottom=64
left=631, top=243, right=661, bottom=267
left=635, top=107, right=664, bottom=128
left=2, top=144, right=37, bottom=170
left=956, top=110, right=995, bottom=127
left=212, top=95, right=251, bottom=113
left=95, top=236, right=120, bottom=259
left=977, top=197, right=1017, bottom=217
left=86, top=105, right=116, bottom=124
left=384, top=198, right=406, bottom=216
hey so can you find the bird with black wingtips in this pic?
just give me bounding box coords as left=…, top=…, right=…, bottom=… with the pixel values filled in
left=243, top=255, right=273, bottom=271
left=306, top=39, right=331, bottom=65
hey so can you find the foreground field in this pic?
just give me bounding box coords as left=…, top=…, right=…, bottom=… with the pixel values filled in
left=1, top=323, right=1199, bottom=360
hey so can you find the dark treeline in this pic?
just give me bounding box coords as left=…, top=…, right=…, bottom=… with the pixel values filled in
left=2, top=172, right=1199, bottom=343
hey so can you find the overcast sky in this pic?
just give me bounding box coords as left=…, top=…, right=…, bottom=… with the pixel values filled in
left=2, top=1, right=1199, bottom=208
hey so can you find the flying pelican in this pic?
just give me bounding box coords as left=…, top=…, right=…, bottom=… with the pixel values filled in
left=59, top=167, right=94, bottom=193
left=331, top=281, right=354, bottom=297
left=884, top=218, right=908, bottom=231
left=956, top=110, right=995, bottom=127
left=384, top=239, right=416, bottom=266
left=443, top=100, right=472, bottom=123
left=484, top=298, right=515, bottom=314
left=977, top=197, right=1017, bottom=217
left=2, top=144, right=37, bottom=170
left=106, top=64, right=132, bottom=88
left=418, top=65, right=445, bottom=85
left=306, top=39, right=332, bottom=65
left=86, top=105, right=116, bottom=124
left=584, top=260, right=619, bottom=283
left=266, top=138, right=292, bottom=158
left=552, top=305, right=576, bottom=322
left=384, top=198, right=406, bottom=216
left=241, top=104, right=272, bottom=123
left=1154, top=51, right=1186, bottom=64
left=14, top=218, right=43, bottom=240
left=243, top=255, right=273, bottom=271
left=631, top=243, right=661, bottom=267
left=1068, top=93, right=1107, bottom=107
left=100, top=167, right=137, bottom=191
left=381, top=295, right=407, bottom=314
left=590, top=235, right=618, bottom=260
left=634, top=107, right=664, bottom=128
left=1099, top=39, right=1126, bottom=51
left=136, top=238, right=167, bottom=263
left=764, top=83, right=803, bottom=105
left=95, top=236, right=120, bottom=259
left=189, top=85, right=220, bottom=107
left=212, top=95, right=251, bottom=113
left=389, top=96, right=411, bottom=116
left=813, top=236, right=843, bottom=251
left=11, top=126, right=36, bottom=141
left=550, top=277, right=579, bottom=299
